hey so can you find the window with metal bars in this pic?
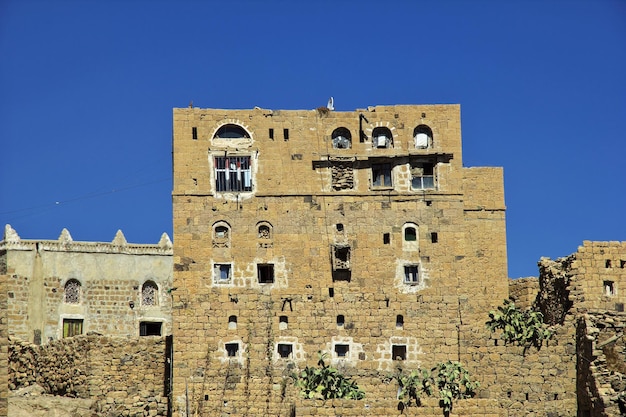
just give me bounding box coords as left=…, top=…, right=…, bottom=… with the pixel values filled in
left=214, top=156, right=252, bottom=192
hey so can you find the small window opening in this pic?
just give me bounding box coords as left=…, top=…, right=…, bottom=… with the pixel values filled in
left=431, top=232, right=438, bottom=243
left=383, top=233, right=390, bottom=244
left=277, top=343, right=293, bottom=359
left=396, top=315, right=404, bottom=328
left=62, top=318, right=83, bottom=338
left=507, top=391, right=512, bottom=398
left=606, top=259, right=612, bottom=268
left=404, top=227, right=417, bottom=242
left=215, top=225, right=229, bottom=238
left=554, top=393, right=558, bottom=400
left=279, top=315, right=288, bottom=328
left=334, top=344, right=349, bottom=358
left=604, top=280, right=615, bottom=296
left=392, top=345, right=407, bottom=360
left=258, top=224, right=271, bottom=239
left=616, top=303, right=624, bottom=312
left=337, top=315, right=345, bottom=326
left=228, top=315, right=237, bottom=330
left=225, top=343, right=239, bottom=357
left=425, top=200, right=432, bottom=206
left=413, top=125, right=433, bottom=148
left=192, top=127, right=198, bottom=140
left=621, top=260, right=626, bottom=268
left=331, top=127, right=352, bottom=149
left=214, top=124, right=250, bottom=139
left=215, top=264, right=232, bottom=282
left=336, top=223, right=344, bottom=232
left=139, top=321, right=162, bottom=336
left=64, top=279, right=81, bottom=304
left=329, top=288, right=334, bottom=297
left=269, top=128, right=274, bottom=140
left=372, top=163, right=392, bottom=188
left=257, top=264, right=275, bottom=284
left=525, top=393, right=529, bottom=401
left=411, top=161, right=435, bottom=190
left=142, top=281, right=158, bottom=306
left=372, top=127, right=392, bottom=148
left=404, top=265, right=419, bottom=284
left=494, top=339, right=499, bottom=346
left=283, top=128, right=289, bottom=141
left=204, top=395, right=209, bottom=401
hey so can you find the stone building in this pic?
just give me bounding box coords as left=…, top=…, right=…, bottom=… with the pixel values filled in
left=171, top=104, right=513, bottom=416
left=0, top=224, right=173, bottom=344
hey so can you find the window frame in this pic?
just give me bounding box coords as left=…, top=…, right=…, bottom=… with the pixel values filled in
left=214, top=155, right=253, bottom=193
left=371, top=163, right=392, bottom=188
left=257, top=263, right=275, bottom=284
left=214, top=263, right=233, bottom=284
left=403, top=265, right=420, bottom=285
left=410, top=160, right=435, bottom=190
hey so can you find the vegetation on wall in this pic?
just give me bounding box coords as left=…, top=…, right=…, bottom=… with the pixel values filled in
left=292, top=352, right=365, bottom=400
left=486, top=299, right=552, bottom=351
left=386, top=361, right=479, bottom=415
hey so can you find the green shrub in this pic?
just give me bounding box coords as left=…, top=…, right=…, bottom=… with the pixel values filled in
left=292, top=352, right=364, bottom=400
left=486, top=299, right=551, bottom=350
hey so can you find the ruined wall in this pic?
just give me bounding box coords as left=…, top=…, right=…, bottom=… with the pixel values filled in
left=0, top=272, right=8, bottom=416
left=1, top=225, right=173, bottom=343
left=508, top=277, right=539, bottom=310
left=171, top=104, right=511, bottom=416
left=8, top=334, right=169, bottom=416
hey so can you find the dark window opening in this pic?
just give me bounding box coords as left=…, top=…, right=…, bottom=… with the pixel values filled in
left=606, top=259, right=612, bottom=268
left=621, top=260, right=626, bottom=268
left=604, top=280, right=615, bottom=296
left=228, top=315, right=237, bottom=325
left=431, top=232, right=438, bottom=243
left=279, top=316, right=288, bottom=325
left=372, top=127, right=392, bottom=148
left=392, top=345, right=407, bottom=360
left=225, top=343, right=239, bottom=357
left=140, top=321, right=162, bottom=336
left=329, top=288, right=334, bottom=297
left=334, top=344, right=349, bottom=357
left=192, top=127, right=198, bottom=140
left=332, top=245, right=351, bottom=270
left=214, top=156, right=252, bottom=192
left=337, top=315, right=345, bottom=326
left=257, top=264, right=275, bottom=284
left=336, top=223, right=344, bottom=232
left=332, top=270, right=351, bottom=282
left=331, top=127, right=352, bottom=149
left=63, top=319, right=83, bottom=338
left=269, top=128, right=274, bottom=139
left=383, top=233, right=390, bottom=244
left=283, top=128, right=289, bottom=141
left=396, top=315, right=404, bottom=328
left=214, top=124, right=250, bottom=139
left=411, top=161, right=435, bottom=190
left=372, top=163, right=392, bottom=188
left=425, top=200, right=432, bottom=206
left=404, top=227, right=417, bottom=242
left=616, top=303, right=624, bottom=312
left=277, top=343, right=293, bottom=359
left=525, top=393, right=529, bottom=401
left=215, top=264, right=232, bottom=282
left=404, top=265, right=419, bottom=284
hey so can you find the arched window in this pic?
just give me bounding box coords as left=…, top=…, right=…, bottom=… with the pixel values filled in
left=213, top=221, right=231, bottom=248
left=142, top=281, right=158, bottom=306
left=257, top=221, right=273, bottom=248
left=337, top=315, right=345, bottom=327
left=213, top=124, right=250, bottom=139
left=396, top=315, right=404, bottom=328
left=372, top=127, right=393, bottom=148
left=402, top=223, right=419, bottom=251
left=413, top=125, right=433, bottom=148
left=228, top=315, right=237, bottom=330
left=331, top=127, right=352, bottom=149
left=64, top=279, right=81, bottom=304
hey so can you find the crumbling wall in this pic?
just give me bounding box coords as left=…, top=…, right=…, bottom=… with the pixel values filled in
left=8, top=334, right=168, bottom=416
left=577, top=312, right=626, bottom=417
left=537, top=256, right=575, bottom=325
left=508, top=277, right=539, bottom=310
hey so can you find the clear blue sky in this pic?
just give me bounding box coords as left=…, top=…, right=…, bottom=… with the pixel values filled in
left=1, top=0, right=624, bottom=278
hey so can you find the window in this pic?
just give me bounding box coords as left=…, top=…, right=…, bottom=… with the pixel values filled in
left=63, top=319, right=83, bottom=338
left=413, top=125, right=433, bottom=148
left=277, top=343, right=293, bottom=359
left=214, top=156, right=252, bottom=192
left=331, top=127, right=352, bottom=149
left=225, top=342, right=240, bottom=357
left=392, top=345, right=407, bottom=360
left=279, top=316, right=288, bottom=330
left=431, top=232, right=438, bottom=243
left=337, top=315, right=345, bottom=327
left=141, top=281, right=158, bottom=306
left=257, top=264, right=275, bottom=284
left=283, top=128, right=289, bottom=140
left=404, top=227, right=417, bottom=242
left=396, top=315, right=404, bottom=328
left=372, top=127, right=393, bottom=148
left=192, top=127, right=198, bottom=140
left=214, top=264, right=232, bottom=283
left=334, top=344, right=349, bottom=358
left=214, top=124, right=250, bottom=139
left=411, top=161, right=435, bottom=190
left=269, top=128, right=274, bottom=140
left=64, top=279, right=81, bottom=304
left=140, top=321, right=162, bottom=336
left=604, top=281, right=615, bottom=297
left=331, top=159, right=355, bottom=190
left=228, top=315, right=237, bottom=330
left=258, top=224, right=271, bottom=239
left=213, top=222, right=231, bottom=248
left=404, top=265, right=419, bottom=284
left=383, top=233, right=390, bottom=244
left=372, top=163, right=392, bottom=188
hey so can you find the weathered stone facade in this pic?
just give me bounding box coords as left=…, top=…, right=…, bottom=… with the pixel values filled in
left=0, top=225, right=173, bottom=344
left=171, top=104, right=514, bottom=416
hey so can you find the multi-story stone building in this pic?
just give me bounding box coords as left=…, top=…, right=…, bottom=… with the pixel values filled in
left=171, top=104, right=512, bottom=415
left=0, top=224, right=173, bottom=343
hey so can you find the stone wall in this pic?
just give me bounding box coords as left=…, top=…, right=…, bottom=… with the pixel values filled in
left=508, top=277, right=539, bottom=310
left=8, top=334, right=169, bottom=416
left=0, top=273, right=8, bottom=416
left=1, top=225, right=173, bottom=344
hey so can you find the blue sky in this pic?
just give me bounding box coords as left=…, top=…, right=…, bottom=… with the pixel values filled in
left=1, top=0, right=624, bottom=278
